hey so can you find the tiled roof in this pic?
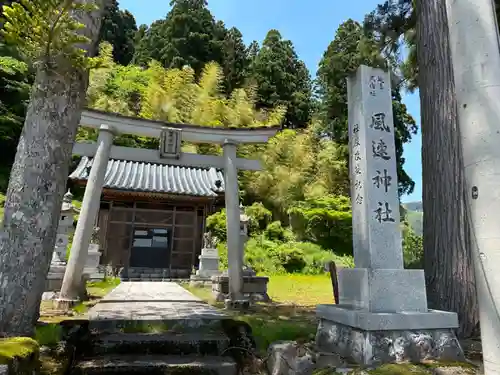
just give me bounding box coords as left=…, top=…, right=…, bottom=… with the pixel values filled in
left=69, top=157, right=225, bottom=197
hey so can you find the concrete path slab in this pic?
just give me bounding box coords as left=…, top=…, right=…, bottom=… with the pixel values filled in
left=88, top=282, right=227, bottom=322
left=100, top=282, right=202, bottom=302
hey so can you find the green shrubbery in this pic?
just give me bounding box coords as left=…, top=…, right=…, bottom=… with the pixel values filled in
left=206, top=208, right=228, bottom=242
left=288, top=195, right=352, bottom=255
left=206, top=202, right=274, bottom=241
left=402, top=222, right=424, bottom=268
left=245, top=202, right=272, bottom=233
left=216, top=235, right=354, bottom=275
left=207, top=196, right=423, bottom=275
left=207, top=198, right=355, bottom=275
left=263, top=221, right=294, bottom=242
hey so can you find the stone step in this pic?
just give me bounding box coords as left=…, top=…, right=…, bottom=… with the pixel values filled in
left=120, top=277, right=192, bottom=283
left=120, top=278, right=174, bottom=282
left=90, top=332, right=230, bottom=356
left=71, top=355, right=237, bottom=375
left=88, top=317, right=230, bottom=335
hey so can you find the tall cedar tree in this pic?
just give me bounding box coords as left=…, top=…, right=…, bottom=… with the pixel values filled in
left=219, top=26, right=248, bottom=94
left=316, top=19, right=417, bottom=196
left=366, top=0, right=480, bottom=338
left=364, top=0, right=500, bottom=88
left=132, top=0, right=218, bottom=73
left=246, top=41, right=260, bottom=64
left=416, top=0, right=479, bottom=338
left=132, top=0, right=248, bottom=96
left=99, top=0, right=137, bottom=65
left=249, top=30, right=313, bottom=128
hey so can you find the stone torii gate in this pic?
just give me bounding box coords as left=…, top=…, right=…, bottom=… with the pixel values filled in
left=57, top=109, right=279, bottom=306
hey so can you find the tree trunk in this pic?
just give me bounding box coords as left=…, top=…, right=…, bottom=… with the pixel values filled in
left=0, top=1, right=104, bottom=336
left=416, top=0, right=479, bottom=338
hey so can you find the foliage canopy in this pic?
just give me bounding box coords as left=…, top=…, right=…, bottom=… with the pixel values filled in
left=2, top=0, right=99, bottom=68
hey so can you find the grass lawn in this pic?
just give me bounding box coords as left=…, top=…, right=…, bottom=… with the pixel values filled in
left=267, top=274, right=335, bottom=306
left=186, top=273, right=335, bottom=352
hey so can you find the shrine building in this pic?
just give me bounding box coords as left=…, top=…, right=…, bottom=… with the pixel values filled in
left=69, top=157, right=226, bottom=279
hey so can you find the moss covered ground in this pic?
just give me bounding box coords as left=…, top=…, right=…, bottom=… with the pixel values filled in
left=345, top=362, right=478, bottom=374
left=0, top=337, right=39, bottom=365
left=186, top=278, right=481, bottom=375
left=185, top=274, right=333, bottom=352
left=39, top=277, right=120, bottom=323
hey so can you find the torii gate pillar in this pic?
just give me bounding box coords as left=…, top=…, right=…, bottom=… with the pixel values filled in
left=223, top=140, right=243, bottom=302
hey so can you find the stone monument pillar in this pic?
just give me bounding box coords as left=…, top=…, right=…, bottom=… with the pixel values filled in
left=315, top=65, right=463, bottom=365
left=45, top=190, right=79, bottom=292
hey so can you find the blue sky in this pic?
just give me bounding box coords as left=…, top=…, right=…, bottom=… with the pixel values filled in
left=120, top=0, right=422, bottom=203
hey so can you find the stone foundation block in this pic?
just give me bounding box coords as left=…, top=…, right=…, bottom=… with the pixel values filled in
left=224, top=299, right=251, bottom=310
left=189, top=275, right=213, bottom=288
left=316, top=305, right=464, bottom=366
left=211, top=275, right=270, bottom=302
left=45, top=274, right=64, bottom=292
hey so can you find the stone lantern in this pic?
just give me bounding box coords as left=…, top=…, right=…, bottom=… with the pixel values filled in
left=239, top=204, right=255, bottom=277
left=239, top=203, right=249, bottom=254
left=190, top=232, right=221, bottom=287
left=83, top=226, right=103, bottom=279
left=51, top=190, right=79, bottom=267
left=46, top=190, right=80, bottom=292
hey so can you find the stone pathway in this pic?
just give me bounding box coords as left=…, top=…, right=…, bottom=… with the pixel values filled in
left=88, top=281, right=227, bottom=322
left=74, top=282, right=238, bottom=375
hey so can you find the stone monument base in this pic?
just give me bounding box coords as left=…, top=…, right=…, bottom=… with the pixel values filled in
left=212, top=275, right=270, bottom=302
left=45, top=263, right=67, bottom=292
left=189, top=273, right=219, bottom=287
left=46, top=273, right=65, bottom=292
left=316, top=304, right=464, bottom=366
left=224, top=298, right=251, bottom=310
